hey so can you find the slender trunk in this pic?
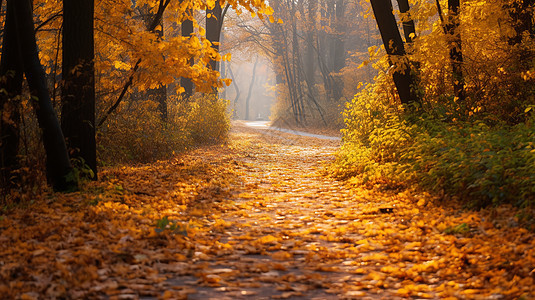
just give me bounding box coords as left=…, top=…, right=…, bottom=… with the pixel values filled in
left=304, top=0, right=316, bottom=86
left=228, top=65, right=240, bottom=118
left=14, top=0, right=75, bottom=191
left=370, top=0, right=420, bottom=107
left=447, top=0, right=465, bottom=102
left=61, top=0, right=97, bottom=179
left=206, top=0, right=222, bottom=72
left=396, top=0, right=416, bottom=44
left=333, top=0, right=345, bottom=73
left=332, top=0, right=345, bottom=101
left=181, top=9, right=194, bottom=100
left=245, top=59, right=259, bottom=120
left=0, top=0, right=23, bottom=188
left=220, top=31, right=227, bottom=99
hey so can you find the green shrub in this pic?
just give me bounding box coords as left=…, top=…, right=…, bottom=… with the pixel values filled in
left=402, top=117, right=535, bottom=208
left=334, top=80, right=535, bottom=208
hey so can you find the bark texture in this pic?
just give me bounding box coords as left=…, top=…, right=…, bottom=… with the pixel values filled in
left=61, top=0, right=97, bottom=179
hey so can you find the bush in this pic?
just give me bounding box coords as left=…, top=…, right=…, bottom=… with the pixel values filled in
left=403, top=117, right=535, bottom=208
left=98, top=94, right=230, bottom=165
left=334, top=79, right=535, bottom=209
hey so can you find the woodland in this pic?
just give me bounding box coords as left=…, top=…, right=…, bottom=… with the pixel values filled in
left=0, top=0, right=535, bottom=299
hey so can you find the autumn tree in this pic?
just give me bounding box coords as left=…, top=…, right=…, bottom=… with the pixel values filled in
left=206, top=1, right=223, bottom=73
left=137, top=3, right=168, bottom=119
left=436, top=0, right=465, bottom=103
left=61, top=0, right=97, bottom=179
left=3, top=0, right=75, bottom=191
left=181, top=7, right=194, bottom=100
left=244, top=58, right=259, bottom=120
left=0, top=0, right=23, bottom=188
left=370, top=0, right=420, bottom=107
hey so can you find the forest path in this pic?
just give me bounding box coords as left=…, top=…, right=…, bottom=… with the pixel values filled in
left=164, top=122, right=534, bottom=299
left=1, top=122, right=533, bottom=299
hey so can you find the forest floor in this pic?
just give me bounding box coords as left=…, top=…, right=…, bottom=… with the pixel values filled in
left=1, top=122, right=534, bottom=299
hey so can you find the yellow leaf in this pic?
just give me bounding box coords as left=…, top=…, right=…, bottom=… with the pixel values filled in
left=271, top=251, right=292, bottom=260
left=256, top=235, right=278, bottom=244
left=113, top=61, right=131, bottom=71
left=222, top=53, right=232, bottom=61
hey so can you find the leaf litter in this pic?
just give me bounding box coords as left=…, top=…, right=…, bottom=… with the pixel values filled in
left=0, top=122, right=534, bottom=299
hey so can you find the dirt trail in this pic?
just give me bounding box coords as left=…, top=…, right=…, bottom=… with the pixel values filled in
left=1, top=122, right=533, bottom=299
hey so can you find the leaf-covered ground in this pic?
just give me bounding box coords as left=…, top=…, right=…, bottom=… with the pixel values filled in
left=1, top=122, right=534, bottom=299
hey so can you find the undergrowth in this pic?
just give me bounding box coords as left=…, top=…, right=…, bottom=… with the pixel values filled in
left=98, top=94, right=230, bottom=165
left=333, top=82, right=535, bottom=210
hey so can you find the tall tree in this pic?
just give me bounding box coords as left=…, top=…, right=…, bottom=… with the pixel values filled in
left=436, top=0, right=465, bottom=102
left=61, top=0, right=97, bottom=179
left=8, top=0, right=75, bottom=191
left=446, top=0, right=465, bottom=102
left=245, top=58, right=259, bottom=120
left=138, top=3, right=167, bottom=119
left=370, top=0, right=420, bottom=107
left=0, top=0, right=23, bottom=188
left=181, top=8, right=194, bottom=100
left=97, top=0, right=171, bottom=127
left=206, top=0, right=223, bottom=73
left=397, top=0, right=416, bottom=44
left=227, top=64, right=242, bottom=118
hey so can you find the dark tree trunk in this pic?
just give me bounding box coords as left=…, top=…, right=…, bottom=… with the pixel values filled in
left=396, top=0, right=416, bottom=44
left=206, top=0, right=222, bottom=72
left=61, top=0, right=97, bottom=179
left=0, top=0, right=23, bottom=188
left=245, top=59, right=259, bottom=120
left=181, top=9, right=194, bottom=100
left=13, top=0, right=75, bottom=191
left=447, top=0, right=465, bottom=102
left=370, top=0, right=420, bottom=107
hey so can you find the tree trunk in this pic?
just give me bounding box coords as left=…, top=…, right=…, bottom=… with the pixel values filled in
left=228, top=65, right=240, bottom=118
left=332, top=0, right=345, bottom=101
left=61, top=0, right=97, bottom=179
left=304, top=0, right=317, bottom=86
left=370, top=0, right=420, bottom=107
left=0, top=0, right=23, bottom=188
left=245, top=59, right=259, bottom=120
left=181, top=9, right=194, bottom=100
left=13, top=0, right=75, bottom=191
left=396, top=0, right=416, bottom=44
left=333, top=0, right=345, bottom=73
left=447, top=0, right=465, bottom=102
left=206, top=0, right=222, bottom=73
